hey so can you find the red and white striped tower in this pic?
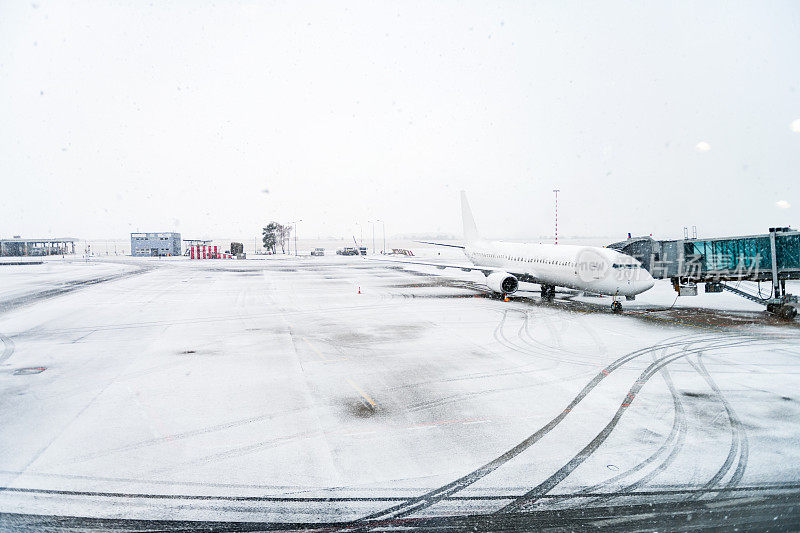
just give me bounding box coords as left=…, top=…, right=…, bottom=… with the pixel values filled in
left=553, top=188, right=560, bottom=245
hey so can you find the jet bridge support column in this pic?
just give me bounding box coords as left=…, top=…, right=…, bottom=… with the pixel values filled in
left=766, top=227, right=797, bottom=319
left=769, top=229, right=782, bottom=299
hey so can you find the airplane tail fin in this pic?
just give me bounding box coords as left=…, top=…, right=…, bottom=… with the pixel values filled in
left=460, top=191, right=481, bottom=245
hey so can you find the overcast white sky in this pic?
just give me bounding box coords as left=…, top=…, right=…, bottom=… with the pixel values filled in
left=1, top=1, right=798, bottom=242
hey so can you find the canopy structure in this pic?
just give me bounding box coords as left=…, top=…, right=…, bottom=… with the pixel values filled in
left=0, top=237, right=77, bottom=256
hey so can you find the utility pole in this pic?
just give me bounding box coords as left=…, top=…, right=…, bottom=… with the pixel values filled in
left=553, top=189, right=560, bottom=245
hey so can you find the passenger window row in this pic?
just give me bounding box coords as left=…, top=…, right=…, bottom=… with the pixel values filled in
left=474, top=252, right=576, bottom=267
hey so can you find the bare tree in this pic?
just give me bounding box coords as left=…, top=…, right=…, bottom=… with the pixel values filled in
left=277, top=224, right=291, bottom=254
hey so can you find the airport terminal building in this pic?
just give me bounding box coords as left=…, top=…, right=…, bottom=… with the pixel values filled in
left=130, top=232, right=181, bottom=257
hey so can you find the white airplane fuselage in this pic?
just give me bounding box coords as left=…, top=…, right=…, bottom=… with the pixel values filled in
left=464, top=240, right=655, bottom=297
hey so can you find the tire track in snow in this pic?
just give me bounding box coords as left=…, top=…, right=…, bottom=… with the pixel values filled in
left=492, top=311, right=559, bottom=369
left=400, top=308, right=576, bottom=414
left=0, top=263, right=153, bottom=315
left=543, top=359, right=688, bottom=508
left=0, top=333, right=15, bottom=364
left=686, top=354, right=749, bottom=500
left=593, top=360, right=688, bottom=498
left=519, top=310, right=605, bottom=368
left=342, top=333, right=729, bottom=528
left=496, top=336, right=760, bottom=514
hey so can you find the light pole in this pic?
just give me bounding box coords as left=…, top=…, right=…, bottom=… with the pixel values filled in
left=368, top=220, right=376, bottom=255
left=376, top=219, right=385, bottom=254
left=355, top=222, right=363, bottom=245
left=289, top=219, right=302, bottom=256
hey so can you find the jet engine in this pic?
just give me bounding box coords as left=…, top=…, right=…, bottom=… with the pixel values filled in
left=486, top=271, right=519, bottom=295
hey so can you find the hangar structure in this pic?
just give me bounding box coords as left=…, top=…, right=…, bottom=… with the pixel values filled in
left=609, top=227, right=800, bottom=319
left=0, top=237, right=76, bottom=257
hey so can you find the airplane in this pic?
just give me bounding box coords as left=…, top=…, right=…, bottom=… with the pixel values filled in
left=375, top=191, right=655, bottom=313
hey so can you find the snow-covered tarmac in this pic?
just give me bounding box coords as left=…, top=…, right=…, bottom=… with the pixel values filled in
left=1, top=256, right=799, bottom=528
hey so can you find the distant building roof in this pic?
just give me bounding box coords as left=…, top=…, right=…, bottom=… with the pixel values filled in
left=0, top=237, right=77, bottom=243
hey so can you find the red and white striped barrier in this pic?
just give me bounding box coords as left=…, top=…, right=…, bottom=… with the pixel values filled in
left=189, top=244, right=236, bottom=259
left=188, top=244, right=235, bottom=259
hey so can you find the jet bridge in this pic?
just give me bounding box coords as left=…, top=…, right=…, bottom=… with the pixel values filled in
left=608, top=227, right=800, bottom=319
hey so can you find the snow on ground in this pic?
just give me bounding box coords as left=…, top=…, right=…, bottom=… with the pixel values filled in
left=0, top=258, right=139, bottom=305
left=0, top=256, right=798, bottom=524
left=621, top=278, right=800, bottom=312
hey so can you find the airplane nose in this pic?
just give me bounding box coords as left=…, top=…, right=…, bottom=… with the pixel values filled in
left=638, top=270, right=655, bottom=293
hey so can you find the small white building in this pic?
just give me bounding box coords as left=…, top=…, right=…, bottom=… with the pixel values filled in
left=130, top=232, right=182, bottom=257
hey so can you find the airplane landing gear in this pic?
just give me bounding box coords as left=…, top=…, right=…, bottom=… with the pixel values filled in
left=611, top=300, right=623, bottom=314
left=767, top=302, right=798, bottom=320
left=540, top=284, right=556, bottom=302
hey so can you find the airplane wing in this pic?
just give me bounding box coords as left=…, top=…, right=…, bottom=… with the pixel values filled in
left=413, top=240, right=465, bottom=249
left=367, top=257, right=541, bottom=284
left=368, top=257, right=492, bottom=275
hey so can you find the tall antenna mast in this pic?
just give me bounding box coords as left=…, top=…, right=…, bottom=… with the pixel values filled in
left=553, top=189, right=560, bottom=245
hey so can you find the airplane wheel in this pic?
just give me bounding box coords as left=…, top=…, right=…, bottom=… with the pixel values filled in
left=779, top=305, right=797, bottom=320
left=611, top=301, right=623, bottom=314
left=540, top=285, right=555, bottom=302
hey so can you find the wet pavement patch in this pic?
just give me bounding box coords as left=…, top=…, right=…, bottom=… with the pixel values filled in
left=346, top=399, right=378, bottom=418
left=682, top=391, right=713, bottom=399
left=641, top=307, right=800, bottom=329
left=14, top=367, right=46, bottom=375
